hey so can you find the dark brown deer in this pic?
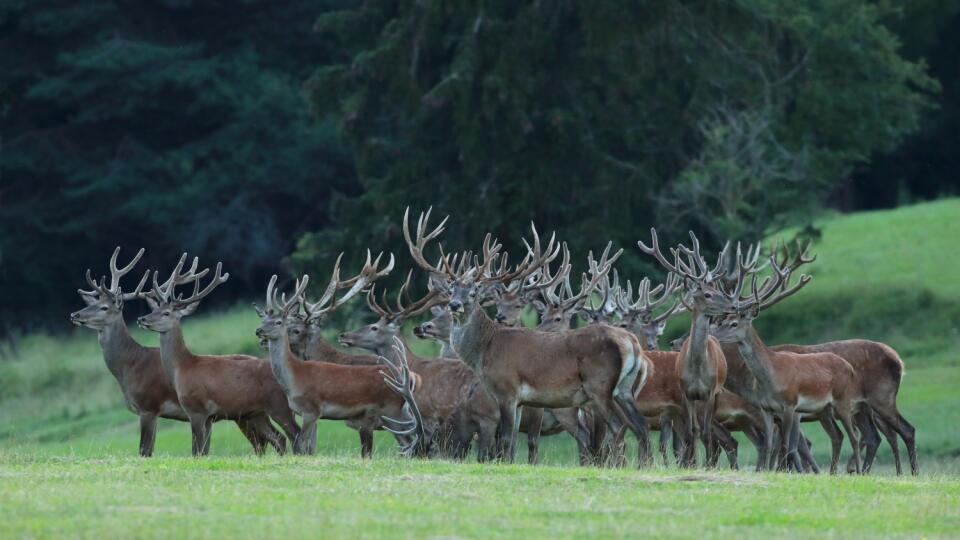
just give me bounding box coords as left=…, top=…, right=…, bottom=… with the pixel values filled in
left=404, top=208, right=653, bottom=465
left=255, top=275, right=428, bottom=457
left=70, top=247, right=285, bottom=456
left=637, top=228, right=731, bottom=467
left=137, top=255, right=301, bottom=456
left=704, top=246, right=864, bottom=473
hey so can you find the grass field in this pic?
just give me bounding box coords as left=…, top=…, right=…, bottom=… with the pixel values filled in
left=2, top=199, right=959, bottom=538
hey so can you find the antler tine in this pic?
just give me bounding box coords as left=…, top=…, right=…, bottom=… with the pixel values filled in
left=281, top=275, right=310, bottom=315
left=403, top=206, right=450, bottom=276
left=81, top=268, right=111, bottom=297
left=530, top=241, right=571, bottom=297
left=265, top=275, right=278, bottom=312
left=335, top=249, right=395, bottom=307
left=121, top=269, right=152, bottom=301
left=151, top=253, right=189, bottom=302
left=637, top=228, right=683, bottom=275
left=488, top=222, right=560, bottom=285
left=365, top=285, right=392, bottom=319
left=174, top=262, right=229, bottom=307
left=564, top=243, right=620, bottom=310
left=379, top=337, right=427, bottom=457
left=108, top=247, right=145, bottom=292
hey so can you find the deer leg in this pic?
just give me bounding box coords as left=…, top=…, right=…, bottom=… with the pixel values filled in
left=834, top=403, right=861, bottom=474
left=659, top=416, right=672, bottom=467
left=575, top=409, right=594, bottom=466
left=497, top=402, right=518, bottom=463
left=683, top=400, right=700, bottom=468
left=780, top=412, right=802, bottom=473
left=200, top=416, right=214, bottom=455
left=815, top=411, right=843, bottom=474
left=296, top=414, right=318, bottom=456
left=235, top=416, right=265, bottom=456
left=796, top=430, right=820, bottom=474
left=612, top=392, right=652, bottom=467
left=849, top=408, right=878, bottom=474
left=358, top=426, right=374, bottom=459
left=759, top=410, right=776, bottom=471
left=524, top=407, right=543, bottom=465
left=871, top=412, right=900, bottom=475
left=712, top=422, right=739, bottom=470
left=269, top=410, right=303, bottom=455
left=870, top=404, right=916, bottom=475
left=701, top=396, right=719, bottom=468
left=477, top=421, right=497, bottom=463
left=138, top=413, right=157, bottom=457
left=188, top=414, right=209, bottom=457
left=741, top=422, right=766, bottom=469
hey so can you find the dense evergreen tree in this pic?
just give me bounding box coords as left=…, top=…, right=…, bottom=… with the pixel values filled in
left=296, top=0, right=935, bottom=285
left=0, top=1, right=353, bottom=328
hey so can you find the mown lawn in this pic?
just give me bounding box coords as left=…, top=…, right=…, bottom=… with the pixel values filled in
left=1, top=449, right=958, bottom=540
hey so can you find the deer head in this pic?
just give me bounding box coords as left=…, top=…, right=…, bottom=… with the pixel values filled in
left=70, top=247, right=150, bottom=330
left=296, top=251, right=394, bottom=355
left=412, top=305, right=452, bottom=342
left=338, top=270, right=442, bottom=351
left=614, top=274, right=684, bottom=350
left=532, top=244, right=619, bottom=332
left=254, top=274, right=310, bottom=343
left=137, top=254, right=226, bottom=333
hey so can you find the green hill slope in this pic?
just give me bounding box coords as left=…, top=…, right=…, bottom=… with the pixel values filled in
left=1, top=199, right=958, bottom=464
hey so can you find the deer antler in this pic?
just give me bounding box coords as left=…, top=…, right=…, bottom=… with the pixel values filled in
left=303, top=251, right=394, bottom=322
left=266, top=274, right=310, bottom=316
left=378, top=337, right=428, bottom=457
left=79, top=247, right=151, bottom=301
left=150, top=253, right=211, bottom=303
left=403, top=207, right=451, bottom=277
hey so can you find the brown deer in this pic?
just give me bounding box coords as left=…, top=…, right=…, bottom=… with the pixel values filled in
left=771, top=339, right=916, bottom=474
left=70, top=247, right=285, bottom=456
left=337, top=274, right=479, bottom=456
left=137, top=255, right=302, bottom=456
left=255, top=274, right=427, bottom=457
left=637, top=229, right=731, bottom=467
left=705, top=246, right=864, bottom=473
left=403, top=208, right=653, bottom=465
left=283, top=252, right=396, bottom=455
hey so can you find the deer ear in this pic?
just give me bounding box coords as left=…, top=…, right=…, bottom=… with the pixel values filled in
left=78, top=290, right=99, bottom=306
left=430, top=305, right=444, bottom=316
left=656, top=321, right=667, bottom=334
left=253, top=303, right=266, bottom=318
left=178, top=302, right=200, bottom=317
left=113, top=287, right=124, bottom=309
left=531, top=300, right=546, bottom=314
left=747, top=306, right=760, bottom=320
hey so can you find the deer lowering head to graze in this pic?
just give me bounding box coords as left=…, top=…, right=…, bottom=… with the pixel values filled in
left=70, top=247, right=285, bottom=457
left=255, top=274, right=428, bottom=458
left=403, top=208, right=653, bottom=466
left=137, top=254, right=302, bottom=456
left=637, top=228, right=732, bottom=467
left=705, top=243, right=864, bottom=473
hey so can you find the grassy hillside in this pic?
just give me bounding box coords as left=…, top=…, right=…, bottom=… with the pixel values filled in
left=1, top=199, right=959, bottom=463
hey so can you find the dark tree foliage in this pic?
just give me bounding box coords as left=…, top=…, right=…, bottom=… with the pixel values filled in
left=296, top=0, right=935, bottom=290
left=849, top=0, right=960, bottom=208
left=0, top=0, right=353, bottom=329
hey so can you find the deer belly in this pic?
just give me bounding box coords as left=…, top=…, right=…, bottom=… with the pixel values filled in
left=796, top=394, right=831, bottom=413
left=158, top=401, right=187, bottom=419
left=319, top=402, right=369, bottom=420
left=518, top=383, right=582, bottom=408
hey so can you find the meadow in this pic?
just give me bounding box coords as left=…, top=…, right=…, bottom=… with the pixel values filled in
left=1, top=199, right=959, bottom=538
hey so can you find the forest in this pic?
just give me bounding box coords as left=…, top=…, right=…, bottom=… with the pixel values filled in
left=2, top=0, right=958, bottom=334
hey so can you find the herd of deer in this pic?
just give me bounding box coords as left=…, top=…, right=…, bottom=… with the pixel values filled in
left=69, top=208, right=917, bottom=475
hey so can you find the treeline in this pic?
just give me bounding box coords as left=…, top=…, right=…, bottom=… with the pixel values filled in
left=2, top=0, right=959, bottom=332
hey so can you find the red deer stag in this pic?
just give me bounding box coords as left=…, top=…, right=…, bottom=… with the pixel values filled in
left=637, top=229, right=731, bottom=467
left=404, top=208, right=653, bottom=465
left=71, top=248, right=285, bottom=456
left=705, top=247, right=864, bottom=473
left=137, top=255, right=301, bottom=456
left=255, top=275, right=428, bottom=457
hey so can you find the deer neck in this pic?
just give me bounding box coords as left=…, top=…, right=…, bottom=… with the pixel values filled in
left=97, top=318, right=145, bottom=381
left=439, top=340, right=457, bottom=359
left=157, top=323, right=194, bottom=382
left=682, top=309, right=713, bottom=378
left=304, top=335, right=340, bottom=361
left=450, top=305, right=495, bottom=372
left=735, top=326, right=779, bottom=398
left=267, top=332, right=298, bottom=395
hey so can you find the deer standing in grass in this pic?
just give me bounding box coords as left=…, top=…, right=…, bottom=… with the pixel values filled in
left=70, top=248, right=285, bottom=456
left=137, top=255, right=302, bottom=456
left=404, top=208, right=653, bottom=465
left=704, top=245, right=864, bottom=473
left=637, top=229, right=731, bottom=467
left=279, top=252, right=394, bottom=454
left=255, top=274, right=427, bottom=457
left=338, top=273, right=485, bottom=457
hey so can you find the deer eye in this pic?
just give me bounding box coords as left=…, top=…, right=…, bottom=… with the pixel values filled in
left=554, top=316, right=562, bottom=322
left=274, top=320, right=282, bottom=326
left=704, top=292, right=712, bottom=299
left=100, top=306, right=109, bottom=311
left=162, top=311, right=171, bottom=316
left=370, top=325, right=379, bottom=332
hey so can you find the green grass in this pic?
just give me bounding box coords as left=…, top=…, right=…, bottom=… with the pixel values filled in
left=1, top=199, right=959, bottom=538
